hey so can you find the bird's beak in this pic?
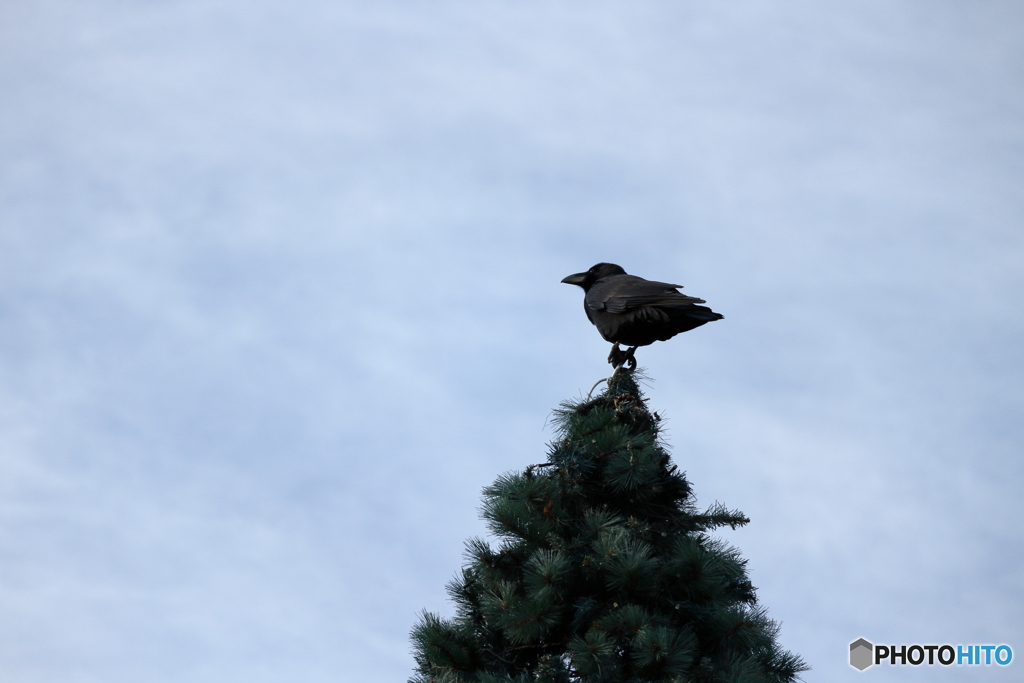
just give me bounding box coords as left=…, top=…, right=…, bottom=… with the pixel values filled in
left=561, top=272, right=588, bottom=286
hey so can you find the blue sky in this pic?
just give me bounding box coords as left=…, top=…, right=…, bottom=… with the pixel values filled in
left=1, top=1, right=1022, bottom=681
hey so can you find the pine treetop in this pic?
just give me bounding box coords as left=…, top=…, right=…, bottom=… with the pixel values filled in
left=410, top=369, right=807, bottom=683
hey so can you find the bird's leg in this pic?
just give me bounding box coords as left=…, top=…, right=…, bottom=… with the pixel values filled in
left=607, top=343, right=637, bottom=370
left=624, top=346, right=637, bottom=370
left=607, top=343, right=624, bottom=367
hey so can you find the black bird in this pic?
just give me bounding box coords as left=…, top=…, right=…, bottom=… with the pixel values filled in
left=561, top=263, right=723, bottom=368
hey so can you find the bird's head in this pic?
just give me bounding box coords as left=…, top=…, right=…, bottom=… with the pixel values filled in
left=561, top=263, right=627, bottom=291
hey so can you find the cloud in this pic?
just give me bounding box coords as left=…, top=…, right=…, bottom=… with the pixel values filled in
left=1, top=1, right=1022, bottom=680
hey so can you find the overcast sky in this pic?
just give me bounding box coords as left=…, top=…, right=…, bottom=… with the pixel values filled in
left=1, top=1, right=1022, bottom=681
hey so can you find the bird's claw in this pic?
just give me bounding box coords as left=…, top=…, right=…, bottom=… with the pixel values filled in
left=607, top=343, right=637, bottom=370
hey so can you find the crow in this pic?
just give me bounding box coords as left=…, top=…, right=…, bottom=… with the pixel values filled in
left=561, top=263, right=723, bottom=368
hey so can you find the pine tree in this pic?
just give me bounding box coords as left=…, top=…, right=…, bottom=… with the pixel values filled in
left=409, top=369, right=807, bottom=683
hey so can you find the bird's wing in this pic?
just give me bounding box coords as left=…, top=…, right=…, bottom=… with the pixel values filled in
left=588, top=275, right=705, bottom=313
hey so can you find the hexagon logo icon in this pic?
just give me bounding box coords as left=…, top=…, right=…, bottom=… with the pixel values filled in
left=850, top=638, right=874, bottom=670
